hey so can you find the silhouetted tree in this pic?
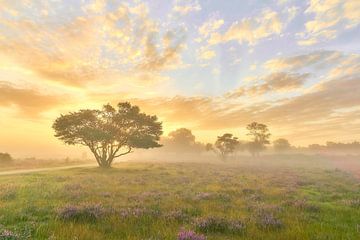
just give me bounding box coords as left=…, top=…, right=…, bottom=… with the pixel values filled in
left=273, top=138, right=291, bottom=153
left=246, top=122, right=271, bottom=157
left=0, top=152, right=13, bottom=163
left=207, top=133, right=239, bottom=160
left=53, top=102, right=163, bottom=168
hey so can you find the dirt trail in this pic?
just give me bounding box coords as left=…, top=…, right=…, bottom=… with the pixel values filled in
left=0, top=164, right=96, bottom=176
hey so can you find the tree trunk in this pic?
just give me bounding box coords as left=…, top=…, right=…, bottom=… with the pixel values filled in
left=98, top=158, right=111, bottom=168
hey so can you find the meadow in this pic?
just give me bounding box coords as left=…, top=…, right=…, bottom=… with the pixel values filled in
left=0, top=155, right=359, bottom=240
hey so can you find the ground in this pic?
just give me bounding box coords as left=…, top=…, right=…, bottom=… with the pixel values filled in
left=0, top=155, right=359, bottom=240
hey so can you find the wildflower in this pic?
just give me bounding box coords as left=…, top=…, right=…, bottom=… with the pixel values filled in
left=177, top=229, right=206, bottom=240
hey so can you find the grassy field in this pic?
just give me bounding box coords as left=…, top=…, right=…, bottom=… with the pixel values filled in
left=0, top=156, right=359, bottom=239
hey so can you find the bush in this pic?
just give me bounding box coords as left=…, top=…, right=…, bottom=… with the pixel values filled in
left=57, top=204, right=104, bottom=222
left=194, top=217, right=246, bottom=234
left=256, top=212, right=283, bottom=229
left=0, top=153, right=12, bottom=163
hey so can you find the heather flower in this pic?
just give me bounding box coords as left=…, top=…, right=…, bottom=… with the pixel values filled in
left=119, top=208, right=146, bottom=218
left=194, top=217, right=246, bottom=233
left=119, top=207, right=160, bottom=219
left=0, top=229, right=19, bottom=240
left=57, top=204, right=104, bottom=222
left=164, top=210, right=189, bottom=222
left=177, top=229, right=206, bottom=240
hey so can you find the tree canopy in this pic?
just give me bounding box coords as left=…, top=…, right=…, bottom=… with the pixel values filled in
left=53, top=102, right=163, bottom=168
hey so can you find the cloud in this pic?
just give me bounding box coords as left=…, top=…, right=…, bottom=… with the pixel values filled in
left=226, top=72, right=309, bottom=98
left=298, top=0, right=360, bottom=45
left=259, top=76, right=360, bottom=123
left=264, top=50, right=343, bottom=72
left=136, top=31, right=187, bottom=72
left=208, top=9, right=283, bottom=46
left=0, top=82, right=65, bottom=117
left=173, top=0, right=201, bottom=15
left=286, top=6, right=299, bottom=22
left=198, top=18, right=224, bottom=38
left=0, top=2, right=187, bottom=87
left=197, top=47, right=216, bottom=60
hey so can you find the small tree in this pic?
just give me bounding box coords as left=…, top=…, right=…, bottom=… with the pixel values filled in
left=246, top=122, right=271, bottom=157
left=53, top=102, right=163, bottom=168
left=207, top=133, right=239, bottom=160
left=0, top=152, right=13, bottom=163
left=273, top=138, right=291, bottom=153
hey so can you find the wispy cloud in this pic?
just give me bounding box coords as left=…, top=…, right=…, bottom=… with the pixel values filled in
left=208, top=9, right=283, bottom=46
left=297, top=0, right=360, bottom=45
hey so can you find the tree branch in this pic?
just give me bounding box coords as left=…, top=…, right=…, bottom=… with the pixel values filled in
left=114, top=146, right=132, bottom=158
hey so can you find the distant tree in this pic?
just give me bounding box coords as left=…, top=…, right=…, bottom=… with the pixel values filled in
left=246, top=122, right=271, bottom=157
left=273, top=138, right=291, bottom=153
left=163, top=128, right=205, bottom=153
left=207, top=133, right=239, bottom=160
left=53, top=102, right=163, bottom=168
left=0, top=152, right=13, bottom=163
left=168, top=128, right=196, bottom=145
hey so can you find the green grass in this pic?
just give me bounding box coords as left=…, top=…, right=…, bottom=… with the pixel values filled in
left=0, top=157, right=359, bottom=239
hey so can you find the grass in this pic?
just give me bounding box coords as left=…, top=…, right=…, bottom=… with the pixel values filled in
left=0, top=156, right=359, bottom=239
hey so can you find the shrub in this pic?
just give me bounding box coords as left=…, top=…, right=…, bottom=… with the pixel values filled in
left=194, top=217, right=246, bottom=234
left=177, top=229, right=206, bottom=240
left=57, top=204, right=104, bottom=222
left=119, top=207, right=161, bottom=219
left=0, top=153, right=12, bottom=163
left=256, top=212, right=283, bottom=229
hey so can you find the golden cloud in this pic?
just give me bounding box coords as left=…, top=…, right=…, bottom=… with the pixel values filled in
left=173, top=0, right=201, bottom=15
left=226, top=72, right=309, bottom=98
left=298, top=0, right=360, bottom=45
left=0, top=82, right=66, bottom=117
left=0, top=2, right=187, bottom=87
left=264, top=51, right=343, bottom=72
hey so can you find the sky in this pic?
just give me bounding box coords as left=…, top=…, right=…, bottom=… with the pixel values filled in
left=0, top=0, right=359, bottom=158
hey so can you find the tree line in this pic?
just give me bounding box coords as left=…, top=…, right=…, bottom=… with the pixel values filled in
left=51, top=102, right=360, bottom=168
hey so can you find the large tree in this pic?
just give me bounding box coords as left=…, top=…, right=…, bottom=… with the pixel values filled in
left=207, top=133, right=239, bottom=160
left=246, top=122, right=271, bottom=157
left=53, top=102, right=163, bottom=168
